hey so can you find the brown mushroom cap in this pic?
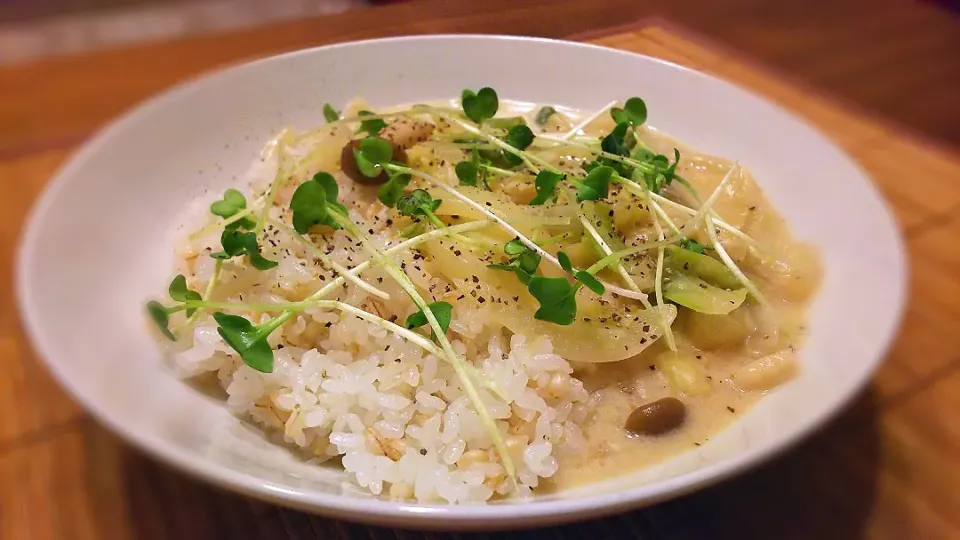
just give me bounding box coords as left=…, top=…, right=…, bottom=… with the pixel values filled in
left=624, top=397, right=686, bottom=436
left=340, top=139, right=408, bottom=185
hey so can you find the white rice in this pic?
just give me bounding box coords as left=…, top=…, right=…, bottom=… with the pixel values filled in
left=163, top=129, right=593, bottom=504
left=175, top=309, right=590, bottom=503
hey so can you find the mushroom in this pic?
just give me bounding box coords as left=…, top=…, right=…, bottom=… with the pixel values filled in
left=624, top=397, right=686, bottom=436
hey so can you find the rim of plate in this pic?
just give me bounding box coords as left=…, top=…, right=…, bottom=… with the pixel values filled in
left=15, top=34, right=908, bottom=528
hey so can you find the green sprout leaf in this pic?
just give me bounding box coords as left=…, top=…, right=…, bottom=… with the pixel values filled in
left=147, top=301, right=175, bottom=340
left=356, top=110, right=387, bottom=136
left=323, top=103, right=340, bottom=123
left=577, top=165, right=614, bottom=201
left=680, top=237, right=707, bottom=254
left=504, top=237, right=525, bottom=256
left=663, top=148, right=682, bottom=184
left=574, top=271, right=605, bottom=295
left=290, top=174, right=342, bottom=233
left=501, top=124, right=535, bottom=167
left=210, top=189, right=245, bottom=217
left=213, top=312, right=275, bottom=373
left=404, top=301, right=453, bottom=339
left=455, top=161, right=479, bottom=187
left=211, top=229, right=278, bottom=270
left=168, top=274, right=202, bottom=316
left=488, top=240, right=541, bottom=285
left=461, top=87, right=499, bottom=124
left=312, top=171, right=347, bottom=214
left=610, top=97, right=648, bottom=127
left=635, top=148, right=682, bottom=194
left=528, top=276, right=577, bottom=326
left=557, top=251, right=574, bottom=274
left=246, top=250, right=278, bottom=271
left=601, top=122, right=630, bottom=157
left=396, top=189, right=441, bottom=218
left=504, top=124, right=534, bottom=151
left=211, top=229, right=245, bottom=258
left=378, top=168, right=411, bottom=207
left=524, top=251, right=604, bottom=323
left=632, top=146, right=657, bottom=162
left=462, top=148, right=492, bottom=188
left=535, top=106, right=557, bottom=126
left=516, top=250, right=541, bottom=275
left=487, top=262, right=529, bottom=284
left=354, top=136, right=393, bottom=178
left=529, top=170, right=564, bottom=206
left=210, top=189, right=255, bottom=230
left=650, top=154, right=670, bottom=169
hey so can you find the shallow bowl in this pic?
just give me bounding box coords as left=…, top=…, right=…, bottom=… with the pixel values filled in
left=16, top=35, right=906, bottom=530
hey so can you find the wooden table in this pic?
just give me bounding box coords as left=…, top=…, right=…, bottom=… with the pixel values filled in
left=3, top=1, right=960, bottom=538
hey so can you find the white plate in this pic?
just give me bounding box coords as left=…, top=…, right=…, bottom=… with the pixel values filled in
left=15, top=35, right=906, bottom=530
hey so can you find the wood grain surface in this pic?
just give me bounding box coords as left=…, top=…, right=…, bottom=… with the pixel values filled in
left=2, top=1, right=960, bottom=538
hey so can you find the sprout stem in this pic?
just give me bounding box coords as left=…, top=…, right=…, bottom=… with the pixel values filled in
left=646, top=197, right=683, bottom=237
left=174, top=259, right=223, bottom=337
left=426, top=108, right=557, bottom=174
left=266, top=217, right=391, bottom=300
left=184, top=297, right=504, bottom=399
left=705, top=216, right=768, bottom=305
left=649, top=207, right=677, bottom=352
left=560, top=100, right=618, bottom=140
left=585, top=240, right=676, bottom=274
left=189, top=208, right=254, bottom=241
left=403, top=166, right=650, bottom=302
left=328, top=212, right=519, bottom=490
left=650, top=192, right=756, bottom=245
left=481, top=164, right=521, bottom=177
left=681, top=163, right=738, bottom=236
left=535, top=134, right=656, bottom=174
left=254, top=129, right=291, bottom=236
left=562, top=187, right=652, bottom=309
